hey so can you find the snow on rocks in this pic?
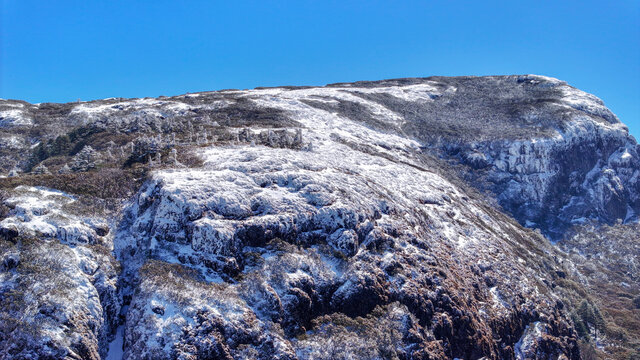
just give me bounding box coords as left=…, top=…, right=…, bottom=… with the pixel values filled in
left=240, top=76, right=639, bottom=240
left=0, top=109, right=32, bottom=127
left=514, top=321, right=544, bottom=359
left=0, top=185, right=121, bottom=359
left=0, top=135, right=25, bottom=150
left=114, top=81, right=580, bottom=358
left=4, top=75, right=628, bottom=358
left=68, top=97, right=228, bottom=132
left=447, top=89, right=639, bottom=238
left=0, top=229, right=120, bottom=360
left=559, top=85, right=620, bottom=124
left=0, top=186, right=108, bottom=245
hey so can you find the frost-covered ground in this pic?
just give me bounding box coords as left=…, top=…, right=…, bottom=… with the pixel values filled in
left=559, top=222, right=640, bottom=353
left=0, top=186, right=120, bottom=360
left=1, top=75, right=638, bottom=359
left=112, top=81, right=583, bottom=358
left=0, top=186, right=110, bottom=245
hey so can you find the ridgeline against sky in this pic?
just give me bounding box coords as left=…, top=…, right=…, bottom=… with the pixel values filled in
left=1, top=1, right=639, bottom=136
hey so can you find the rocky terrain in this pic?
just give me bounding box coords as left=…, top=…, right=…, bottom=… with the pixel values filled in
left=0, top=75, right=638, bottom=359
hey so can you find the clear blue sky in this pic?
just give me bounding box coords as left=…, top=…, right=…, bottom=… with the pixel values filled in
left=2, top=1, right=639, bottom=137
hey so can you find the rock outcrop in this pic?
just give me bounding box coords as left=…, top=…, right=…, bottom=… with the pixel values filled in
left=0, top=187, right=120, bottom=360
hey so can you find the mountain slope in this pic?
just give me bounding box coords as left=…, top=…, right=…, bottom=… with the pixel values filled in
left=2, top=75, right=637, bottom=238
left=0, top=75, right=638, bottom=359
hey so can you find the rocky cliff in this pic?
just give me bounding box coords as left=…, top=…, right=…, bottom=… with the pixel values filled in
left=0, top=75, right=638, bottom=359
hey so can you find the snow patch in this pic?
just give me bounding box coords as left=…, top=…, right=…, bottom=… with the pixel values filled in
left=0, top=109, right=32, bottom=126
left=0, top=186, right=107, bottom=245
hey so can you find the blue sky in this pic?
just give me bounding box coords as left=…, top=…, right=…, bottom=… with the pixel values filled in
left=2, top=1, right=639, bottom=137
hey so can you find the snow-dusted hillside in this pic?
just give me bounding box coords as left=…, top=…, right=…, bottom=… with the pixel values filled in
left=1, top=75, right=638, bottom=359
left=113, top=115, right=579, bottom=358
left=2, top=75, right=637, bottom=238
left=0, top=187, right=119, bottom=360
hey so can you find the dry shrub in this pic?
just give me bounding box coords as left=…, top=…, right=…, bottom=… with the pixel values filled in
left=0, top=167, right=148, bottom=210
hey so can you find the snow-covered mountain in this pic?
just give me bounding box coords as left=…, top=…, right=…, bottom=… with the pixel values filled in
left=1, top=75, right=638, bottom=359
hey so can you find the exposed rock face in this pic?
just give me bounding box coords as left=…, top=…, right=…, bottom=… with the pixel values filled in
left=438, top=109, right=639, bottom=239
left=0, top=75, right=638, bottom=359
left=311, top=75, right=640, bottom=238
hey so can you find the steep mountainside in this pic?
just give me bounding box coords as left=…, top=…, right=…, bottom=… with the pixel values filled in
left=0, top=75, right=638, bottom=359
left=560, top=222, right=640, bottom=356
